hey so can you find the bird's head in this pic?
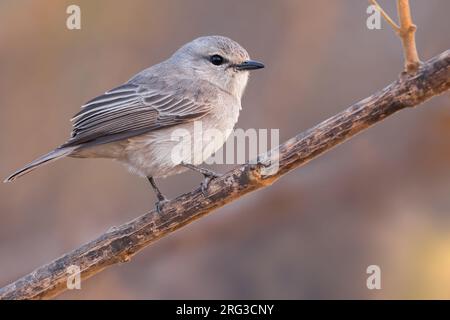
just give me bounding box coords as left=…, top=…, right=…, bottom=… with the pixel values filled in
left=171, top=35, right=264, bottom=100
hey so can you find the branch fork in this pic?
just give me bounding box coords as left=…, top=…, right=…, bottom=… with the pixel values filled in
left=370, top=0, right=421, bottom=73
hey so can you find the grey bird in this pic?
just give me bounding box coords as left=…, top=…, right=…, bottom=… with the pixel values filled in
left=4, top=35, right=264, bottom=210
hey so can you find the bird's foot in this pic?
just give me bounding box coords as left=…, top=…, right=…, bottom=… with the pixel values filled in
left=200, top=171, right=222, bottom=196
left=155, top=197, right=169, bottom=214
left=180, top=162, right=222, bottom=196
left=147, top=176, right=169, bottom=214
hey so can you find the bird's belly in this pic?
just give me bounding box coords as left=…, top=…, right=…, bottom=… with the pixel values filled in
left=122, top=113, right=238, bottom=178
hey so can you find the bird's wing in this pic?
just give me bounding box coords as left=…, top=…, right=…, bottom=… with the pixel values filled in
left=63, top=82, right=212, bottom=147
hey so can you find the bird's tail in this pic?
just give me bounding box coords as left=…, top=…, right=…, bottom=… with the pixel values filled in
left=3, top=146, right=77, bottom=183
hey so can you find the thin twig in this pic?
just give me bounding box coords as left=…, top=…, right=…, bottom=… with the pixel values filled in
left=0, top=50, right=449, bottom=300
left=369, top=0, right=400, bottom=32
left=397, top=0, right=421, bottom=73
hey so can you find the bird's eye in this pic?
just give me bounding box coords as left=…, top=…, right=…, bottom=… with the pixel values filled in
left=210, top=54, right=225, bottom=66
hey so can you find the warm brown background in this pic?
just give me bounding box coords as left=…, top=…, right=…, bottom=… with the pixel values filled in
left=1, top=0, right=449, bottom=299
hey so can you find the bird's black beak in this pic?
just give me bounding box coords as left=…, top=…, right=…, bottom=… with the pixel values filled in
left=235, top=60, right=265, bottom=71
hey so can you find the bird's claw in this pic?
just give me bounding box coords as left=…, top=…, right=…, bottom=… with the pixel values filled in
left=200, top=172, right=221, bottom=196
left=201, top=177, right=212, bottom=196
left=155, top=198, right=169, bottom=214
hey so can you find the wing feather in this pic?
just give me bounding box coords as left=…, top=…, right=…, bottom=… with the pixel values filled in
left=63, top=82, right=212, bottom=147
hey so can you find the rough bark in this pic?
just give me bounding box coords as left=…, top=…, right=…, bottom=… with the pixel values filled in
left=1, top=50, right=449, bottom=300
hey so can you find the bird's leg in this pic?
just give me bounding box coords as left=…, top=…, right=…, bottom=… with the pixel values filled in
left=181, top=162, right=221, bottom=178
left=147, top=176, right=168, bottom=214
left=181, top=162, right=221, bottom=195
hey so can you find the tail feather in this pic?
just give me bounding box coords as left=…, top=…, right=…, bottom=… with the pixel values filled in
left=4, top=147, right=76, bottom=183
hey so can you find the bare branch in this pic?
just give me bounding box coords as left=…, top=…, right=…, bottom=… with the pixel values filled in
left=0, top=50, right=449, bottom=300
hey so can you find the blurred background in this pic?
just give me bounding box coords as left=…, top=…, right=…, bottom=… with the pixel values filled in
left=0, top=0, right=449, bottom=299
